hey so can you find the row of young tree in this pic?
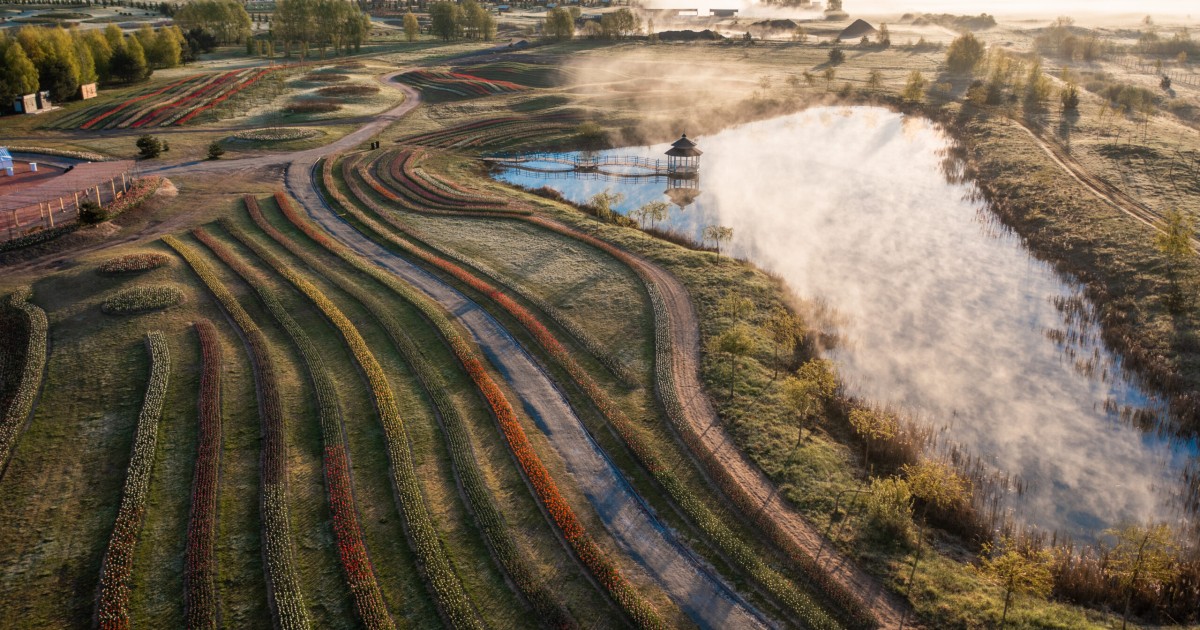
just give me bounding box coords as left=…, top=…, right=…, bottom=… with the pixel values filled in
left=272, top=0, right=373, bottom=57
left=426, top=0, right=496, bottom=42
left=173, top=0, right=252, bottom=44
left=0, top=24, right=184, bottom=106
left=543, top=7, right=640, bottom=41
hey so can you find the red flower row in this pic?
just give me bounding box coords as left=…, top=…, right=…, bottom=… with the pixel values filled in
left=80, top=75, right=196, bottom=129
left=184, top=319, right=222, bottom=630
left=194, top=215, right=395, bottom=630
left=163, top=236, right=312, bottom=629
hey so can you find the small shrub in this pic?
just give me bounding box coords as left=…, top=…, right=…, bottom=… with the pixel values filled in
left=828, top=46, right=846, bottom=65
left=98, top=252, right=171, bottom=275
left=316, top=84, right=380, bottom=97
left=206, top=142, right=225, bottom=160
left=78, top=201, right=109, bottom=225
left=101, top=285, right=184, bottom=314
left=135, top=134, right=162, bottom=159
left=285, top=99, right=342, bottom=114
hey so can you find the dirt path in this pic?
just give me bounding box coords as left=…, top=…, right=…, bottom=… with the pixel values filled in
left=1012, top=120, right=1200, bottom=251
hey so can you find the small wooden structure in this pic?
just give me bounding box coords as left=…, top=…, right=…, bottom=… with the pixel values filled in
left=80, top=83, right=98, bottom=100
left=665, top=133, right=701, bottom=176
left=14, top=91, right=52, bottom=114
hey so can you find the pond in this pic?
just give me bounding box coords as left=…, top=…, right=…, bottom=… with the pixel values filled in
left=491, top=107, right=1199, bottom=538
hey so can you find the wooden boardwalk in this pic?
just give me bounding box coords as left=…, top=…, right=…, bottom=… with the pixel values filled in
left=484, top=152, right=698, bottom=177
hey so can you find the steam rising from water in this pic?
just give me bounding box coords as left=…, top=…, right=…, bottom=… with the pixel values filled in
left=643, top=0, right=1194, bottom=18
left=494, top=107, right=1199, bottom=537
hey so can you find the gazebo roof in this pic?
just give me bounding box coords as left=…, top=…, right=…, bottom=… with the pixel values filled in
left=666, top=133, right=702, bottom=157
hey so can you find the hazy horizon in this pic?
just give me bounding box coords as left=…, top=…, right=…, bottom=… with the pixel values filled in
left=644, top=0, right=1195, bottom=19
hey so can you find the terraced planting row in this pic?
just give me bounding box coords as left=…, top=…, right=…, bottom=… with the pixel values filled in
left=356, top=153, right=639, bottom=388
left=163, top=235, right=312, bottom=630
left=252, top=193, right=578, bottom=627
left=191, top=223, right=395, bottom=630
left=208, top=214, right=483, bottom=629
left=400, top=113, right=583, bottom=149
left=184, top=320, right=221, bottom=630
left=51, top=68, right=276, bottom=130
left=394, top=70, right=527, bottom=102
left=96, top=331, right=170, bottom=630
left=341, top=150, right=876, bottom=628
left=0, top=288, right=49, bottom=480
left=290, top=180, right=674, bottom=626
left=449, top=62, right=568, bottom=88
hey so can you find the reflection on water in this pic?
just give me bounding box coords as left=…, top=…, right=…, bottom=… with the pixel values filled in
left=492, top=107, right=1199, bottom=538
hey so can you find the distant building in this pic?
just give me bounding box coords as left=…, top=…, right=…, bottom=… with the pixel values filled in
left=0, top=148, right=13, bottom=173
left=710, top=8, right=738, bottom=17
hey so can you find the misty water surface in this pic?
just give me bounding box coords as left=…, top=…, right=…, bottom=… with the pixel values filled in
left=492, top=107, right=1198, bottom=537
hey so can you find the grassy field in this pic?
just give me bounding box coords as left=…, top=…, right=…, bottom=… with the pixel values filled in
left=2, top=16, right=1198, bottom=630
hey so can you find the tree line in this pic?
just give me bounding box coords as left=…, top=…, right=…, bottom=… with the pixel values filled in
left=272, top=0, right=373, bottom=57
left=1, top=23, right=184, bottom=106
left=427, top=0, right=496, bottom=42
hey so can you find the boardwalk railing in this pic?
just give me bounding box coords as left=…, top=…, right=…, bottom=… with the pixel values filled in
left=2, top=170, right=135, bottom=243
left=484, top=151, right=698, bottom=177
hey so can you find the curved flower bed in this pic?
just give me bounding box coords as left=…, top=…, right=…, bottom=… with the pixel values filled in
left=382, top=149, right=511, bottom=212
left=97, top=252, right=171, bottom=275
left=213, top=213, right=481, bottom=629
left=163, top=235, right=312, bottom=630
left=185, top=319, right=222, bottom=630
left=192, top=222, right=394, bottom=630
left=350, top=155, right=637, bottom=389
left=95, top=331, right=170, bottom=630
left=231, top=128, right=321, bottom=142
left=293, top=181, right=665, bottom=628
left=400, top=113, right=583, bottom=149
left=55, top=68, right=277, bottom=130
left=395, top=70, right=527, bottom=102
left=256, top=193, right=577, bottom=628
left=346, top=152, right=874, bottom=627
left=0, top=288, right=49, bottom=478
left=100, top=285, right=184, bottom=315
left=451, top=62, right=568, bottom=88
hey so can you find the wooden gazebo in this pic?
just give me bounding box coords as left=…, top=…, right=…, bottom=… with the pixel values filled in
left=665, top=134, right=701, bottom=176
